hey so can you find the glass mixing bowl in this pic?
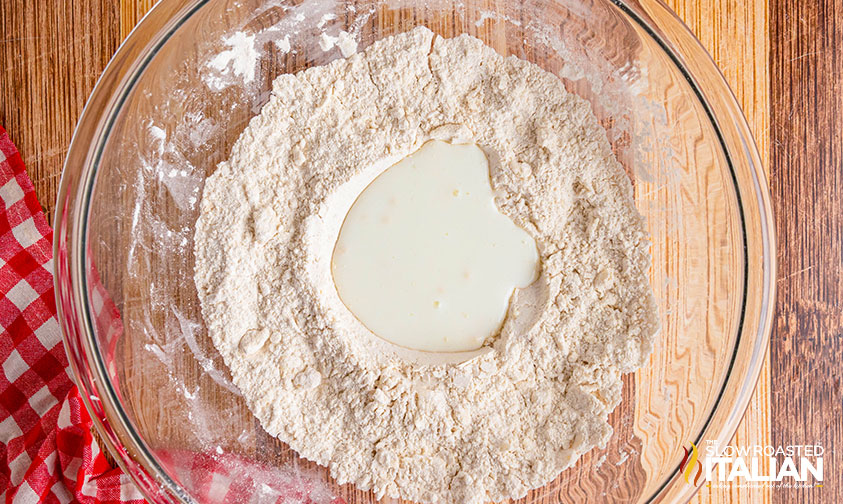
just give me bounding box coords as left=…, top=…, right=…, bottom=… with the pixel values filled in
left=55, top=0, right=775, bottom=502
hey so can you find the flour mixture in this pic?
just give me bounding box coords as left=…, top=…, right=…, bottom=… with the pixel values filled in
left=194, top=27, right=659, bottom=504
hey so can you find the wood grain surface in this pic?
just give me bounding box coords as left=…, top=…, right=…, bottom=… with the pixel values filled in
left=0, top=0, right=120, bottom=224
left=0, top=0, right=837, bottom=503
left=665, top=2, right=771, bottom=504
left=770, top=0, right=843, bottom=503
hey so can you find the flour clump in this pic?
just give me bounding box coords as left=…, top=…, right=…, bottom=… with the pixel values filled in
left=194, top=27, right=659, bottom=504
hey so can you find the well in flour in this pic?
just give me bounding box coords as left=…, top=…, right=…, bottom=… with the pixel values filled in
left=331, top=139, right=540, bottom=354
left=194, top=26, right=659, bottom=504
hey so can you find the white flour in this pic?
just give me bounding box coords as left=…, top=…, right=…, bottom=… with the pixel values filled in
left=194, top=27, right=658, bottom=504
left=205, top=32, right=259, bottom=90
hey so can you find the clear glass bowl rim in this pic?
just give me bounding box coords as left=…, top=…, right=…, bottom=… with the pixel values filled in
left=53, top=0, right=777, bottom=502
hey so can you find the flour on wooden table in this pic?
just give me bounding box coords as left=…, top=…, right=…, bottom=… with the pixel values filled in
left=194, top=27, right=659, bottom=504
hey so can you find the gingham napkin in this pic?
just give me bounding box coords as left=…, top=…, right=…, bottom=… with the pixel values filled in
left=0, top=126, right=347, bottom=504
left=0, top=126, right=147, bottom=503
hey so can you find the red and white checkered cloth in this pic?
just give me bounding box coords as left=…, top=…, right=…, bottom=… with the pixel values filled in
left=0, top=126, right=344, bottom=504
left=0, top=126, right=146, bottom=502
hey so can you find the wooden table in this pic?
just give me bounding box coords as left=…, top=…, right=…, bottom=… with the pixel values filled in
left=0, top=1, right=839, bottom=503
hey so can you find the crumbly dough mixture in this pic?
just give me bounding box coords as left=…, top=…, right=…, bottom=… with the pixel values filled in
left=194, top=27, right=659, bottom=504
